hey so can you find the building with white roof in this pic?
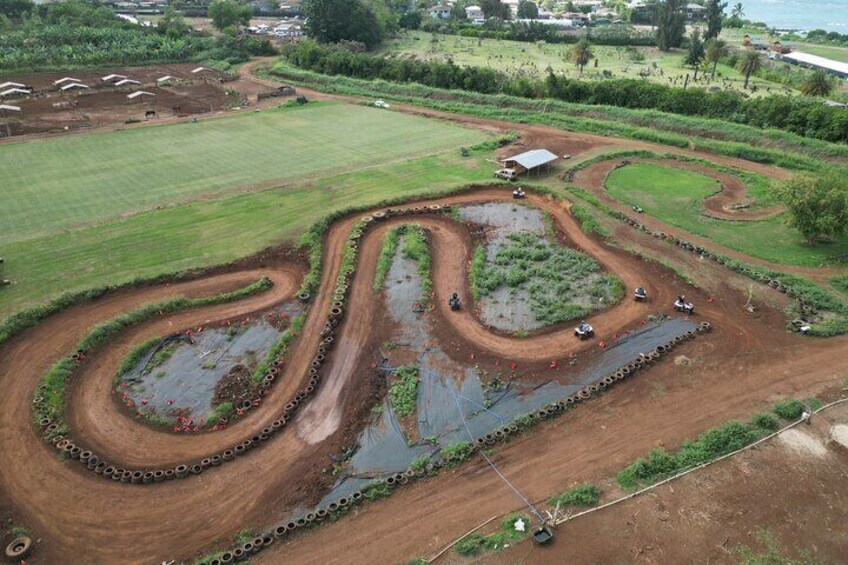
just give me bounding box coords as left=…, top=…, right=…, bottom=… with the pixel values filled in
left=775, top=51, right=848, bottom=79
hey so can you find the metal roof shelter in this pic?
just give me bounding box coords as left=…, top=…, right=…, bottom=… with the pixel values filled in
left=127, top=91, right=155, bottom=99
left=0, top=88, right=30, bottom=97
left=0, top=104, right=21, bottom=112
left=191, top=67, right=209, bottom=74
left=0, top=82, right=25, bottom=89
left=114, top=79, right=141, bottom=86
left=102, top=74, right=128, bottom=82
left=157, top=75, right=174, bottom=83
left=501, top=149, right=559, bottom=174
left=776, top=51, right=848, bottom=79
left=60, top=83, right=89, bottom=91
left=54, top=77, right=81, bottom=85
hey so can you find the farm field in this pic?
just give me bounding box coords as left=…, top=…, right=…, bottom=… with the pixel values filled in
left=3, top=62, right=848, bottom=565
left=380, top=30, right=789, bottom=94
left=604, top=161, right=848, bottom=267
left=0, top=101, right=487, bottom=245
left=0, top=148, right=492, bottom=315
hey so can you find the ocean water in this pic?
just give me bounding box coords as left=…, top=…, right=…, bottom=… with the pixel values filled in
left=735, top=0, right=848, bottom=32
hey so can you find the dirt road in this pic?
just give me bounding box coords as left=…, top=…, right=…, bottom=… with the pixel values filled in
left=2, top=184, right=847, bottom=564
left=2, top=63, right=848, bottom=564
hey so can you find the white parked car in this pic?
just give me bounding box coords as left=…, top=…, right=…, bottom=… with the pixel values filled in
left=494, top=168, right=518, bottom=181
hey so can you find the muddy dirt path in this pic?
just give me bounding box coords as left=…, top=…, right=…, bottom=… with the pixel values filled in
left=575, top=158, right=844, bottom=280
left=616, top=157, right=786, bottom=221
left=3, top=187, right=848, bottom=564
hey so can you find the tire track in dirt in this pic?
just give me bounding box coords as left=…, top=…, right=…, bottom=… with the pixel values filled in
left=2, top=188, right=847, bottom=565
left=575, top=158, right=844, bottom=280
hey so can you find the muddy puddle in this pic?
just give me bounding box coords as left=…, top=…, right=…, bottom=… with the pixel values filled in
left=302, top=227, right=696, bottom=512
left=118, top=302, right=302, bottom=427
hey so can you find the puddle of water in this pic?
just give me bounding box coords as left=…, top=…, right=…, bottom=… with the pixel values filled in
left=310, top=227, right=696, bottom=512
left=119, top=303, right=302, bottom=425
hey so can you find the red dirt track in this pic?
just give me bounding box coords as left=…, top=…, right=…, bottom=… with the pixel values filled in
left=2, top=186, right=847, bottom=564
left=2, top=80, right=848, bottom=563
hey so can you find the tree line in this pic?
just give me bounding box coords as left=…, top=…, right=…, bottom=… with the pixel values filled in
left=0, top=0, right=275, bottom=69
left=284, top=40, right=848, bottom=144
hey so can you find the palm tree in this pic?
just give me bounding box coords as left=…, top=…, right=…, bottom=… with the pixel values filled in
left=800, top=71, right=834, bottom=97
left=737, top=50, right=760, bottom=89
left=569, top=37, right=593, bottom=75
left=705, top=38, right=729, bottom=79
left=731, top=2, right=744, bottom=18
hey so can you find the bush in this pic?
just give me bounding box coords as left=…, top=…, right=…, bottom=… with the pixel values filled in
left=617, top=421, right=761, bottom=490
left=402, top=226, right=432, bottom=300
left=749, top=412, right=780, bottom=432
left=474, top=232, right=620, bottom=324
left=441, top=441, right=474, bottom=466
left=389, top=365, right=419, bottom=417
left=773, top=399, right=804, bottom=420
left=548, top=484, right=601, bottom=507
left=455, top=533, right=486, bottom=556
left=374, top=226, right=402, bottom=290
left=570, top=204, right=606, bottom=235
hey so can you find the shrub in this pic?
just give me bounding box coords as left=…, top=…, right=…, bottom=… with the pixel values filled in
left=749, top=412, right=780, bottom=432
left=475, top=232, right=620, bottom=324
left=773, top=399, right=804, bottom=420
left=389, top=365, right=419, bottom=417
left=570, top=204, right=606, bottom=235
left=362, top=481, right=391, bottom=500
left=441, top=441, right=474, bottom=466
left=617, top=420, right=761, bottom=490
left=549, top=484, right=601, bottom=507
left=374, top=227, right=402, bottom=290
left=455, top=533, right=486, bottom=556
left=207, top=401, right=234, bottom=424
left=402, top=226, right=432, bottom=300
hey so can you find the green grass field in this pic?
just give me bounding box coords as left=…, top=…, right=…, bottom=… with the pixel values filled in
left=604, top=162, right=848, bottom=267
left=380, top=30, right=788, bottom=95
left=0, top=101, right=486, bottom=245
left=0, top=148, right=493, bottom=316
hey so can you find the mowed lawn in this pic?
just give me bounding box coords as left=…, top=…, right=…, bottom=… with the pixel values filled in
left=0, top=149, right=493, bottom=315
left=0, top=101, right=486, bottom=245
left=605, top=162, right=848, bottom=268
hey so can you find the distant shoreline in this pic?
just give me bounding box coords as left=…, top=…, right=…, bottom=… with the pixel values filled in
left=731, top=0, right=848, bottom=34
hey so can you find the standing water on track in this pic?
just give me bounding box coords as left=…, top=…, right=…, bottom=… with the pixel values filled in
left=117, top=303, right=302, bottom=427
left=312, top=216, right=695, bottom=509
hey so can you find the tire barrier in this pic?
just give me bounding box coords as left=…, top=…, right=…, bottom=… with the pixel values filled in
left=31, top=207, right=465, bottom=485
left=5, top=537, right=32, bottom=560
left=616, top=210, right=811, bottom=311
left=29, top=197, right=710, bottom=561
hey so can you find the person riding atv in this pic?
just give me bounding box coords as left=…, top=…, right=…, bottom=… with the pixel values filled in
left=574, top=320, right=594, bottom=340
left=512, top=187, right=526, bottom=199
left=448, top=292, right=461, bottom=311
left=634, top=287, right=647, bottom=302
left=673, top=295, right=695, bottom=314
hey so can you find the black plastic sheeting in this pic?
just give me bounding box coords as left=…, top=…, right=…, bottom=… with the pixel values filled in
left=309, top=229, right=697, bottom=511
left=119, top=303, right=303, bottom=424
